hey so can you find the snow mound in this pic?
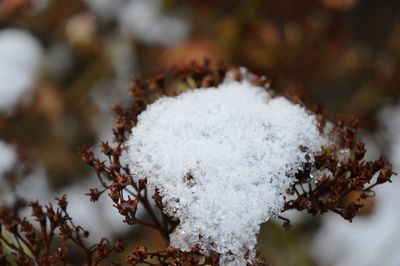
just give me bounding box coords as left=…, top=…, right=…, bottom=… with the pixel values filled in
left=127, top=79, right=323, bottom=265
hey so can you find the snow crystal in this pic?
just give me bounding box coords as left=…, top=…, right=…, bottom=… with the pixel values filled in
left=310, top=168, right=333, bottom=183
left=127, top=79, right=324, bottom=265
left=0, top=29, right=42, bottom=113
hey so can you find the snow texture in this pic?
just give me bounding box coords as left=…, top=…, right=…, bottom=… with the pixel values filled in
left=0, top=29, right=42, bottom=113
left=127, top=78, right=324, bottom=265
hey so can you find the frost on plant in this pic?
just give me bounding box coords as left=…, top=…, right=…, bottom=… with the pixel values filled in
left=127, top=76, right=324, bottom=264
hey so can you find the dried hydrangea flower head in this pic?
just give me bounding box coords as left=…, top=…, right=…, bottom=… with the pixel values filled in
left=0, top=62, right=386, bottom=266
left=127, top=69, right=324, bottom=265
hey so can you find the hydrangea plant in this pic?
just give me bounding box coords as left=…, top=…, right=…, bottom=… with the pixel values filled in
left=0, top=62, right=394, bottom=265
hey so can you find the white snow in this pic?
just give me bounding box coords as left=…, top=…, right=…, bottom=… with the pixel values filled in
left=127, top=79, right=324, bottom=265
left=0, top=29, right=42, bottom=113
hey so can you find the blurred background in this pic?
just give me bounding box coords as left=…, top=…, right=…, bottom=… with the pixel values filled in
left=0, top=0, right=400, bottom=265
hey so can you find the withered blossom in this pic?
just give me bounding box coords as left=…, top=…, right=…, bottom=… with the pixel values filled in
left=0, top=62, right=394, bottom=265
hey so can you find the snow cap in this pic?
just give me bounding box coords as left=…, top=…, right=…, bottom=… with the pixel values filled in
left=127, top=76, right=324, bottom=265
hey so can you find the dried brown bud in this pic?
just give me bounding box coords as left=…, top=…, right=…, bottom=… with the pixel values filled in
left=138, top=178, right=147, bottom=191
left=59, top=224, right=73, bottom=240
left=108, top=188, right=120, bottom=203
left=78, top=147, right=94, bottom=166
left=16, top=253, right=34, bottom=265
left=101, top=142, right=113, bottom=156
left=113, top=240, right=126, bottom=253
left=377, top=166, right=393, bottom=184
left=127, top=247, right=148, bottom=265
left=86, top=188, right=102, bottom=202
left=56, top=194, right=68, bottom=211
left=354, top=141, right=366, bottom=160
left=94, top=161, right=105, bottom=172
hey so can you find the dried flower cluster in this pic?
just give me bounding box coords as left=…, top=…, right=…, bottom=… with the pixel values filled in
left=0, top=62, right=394, bottom=265
left=284, top=115, right=393, bottom=224
left=0, top=195, right=125, bottom=265
left=126, top=69, right=326, bottom=265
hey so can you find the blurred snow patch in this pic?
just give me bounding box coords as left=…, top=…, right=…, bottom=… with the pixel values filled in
left=109, top=39, right=136, bottom=83
left=0, top=141, right=17, bottom=177
left=312, top=180, right=400, bottom=266
left=118, top=0, right=189, bottom=46
left=58, top=179, right=133, bottom=241
left=85, top=0, right=189, bottom=46
left=0, top=29, right=42, bottom=71
left=380, top=105, right=400, bottom=167
left=90, top=39, right=136, bottom=152
left=13, top=169, right=133, bottom=242
left=32, top=0, right=49, bottom=12
left=128, top=78, right=323, bottom=265
left=0, top=29, right=42, bottom=113
left=15, top=168, right=51, bottom=203
left=0, top=142, right=18, bottom=204
left=45, top=43, right=74, bottom=80
left=84, top=0, right=125, bottom=19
